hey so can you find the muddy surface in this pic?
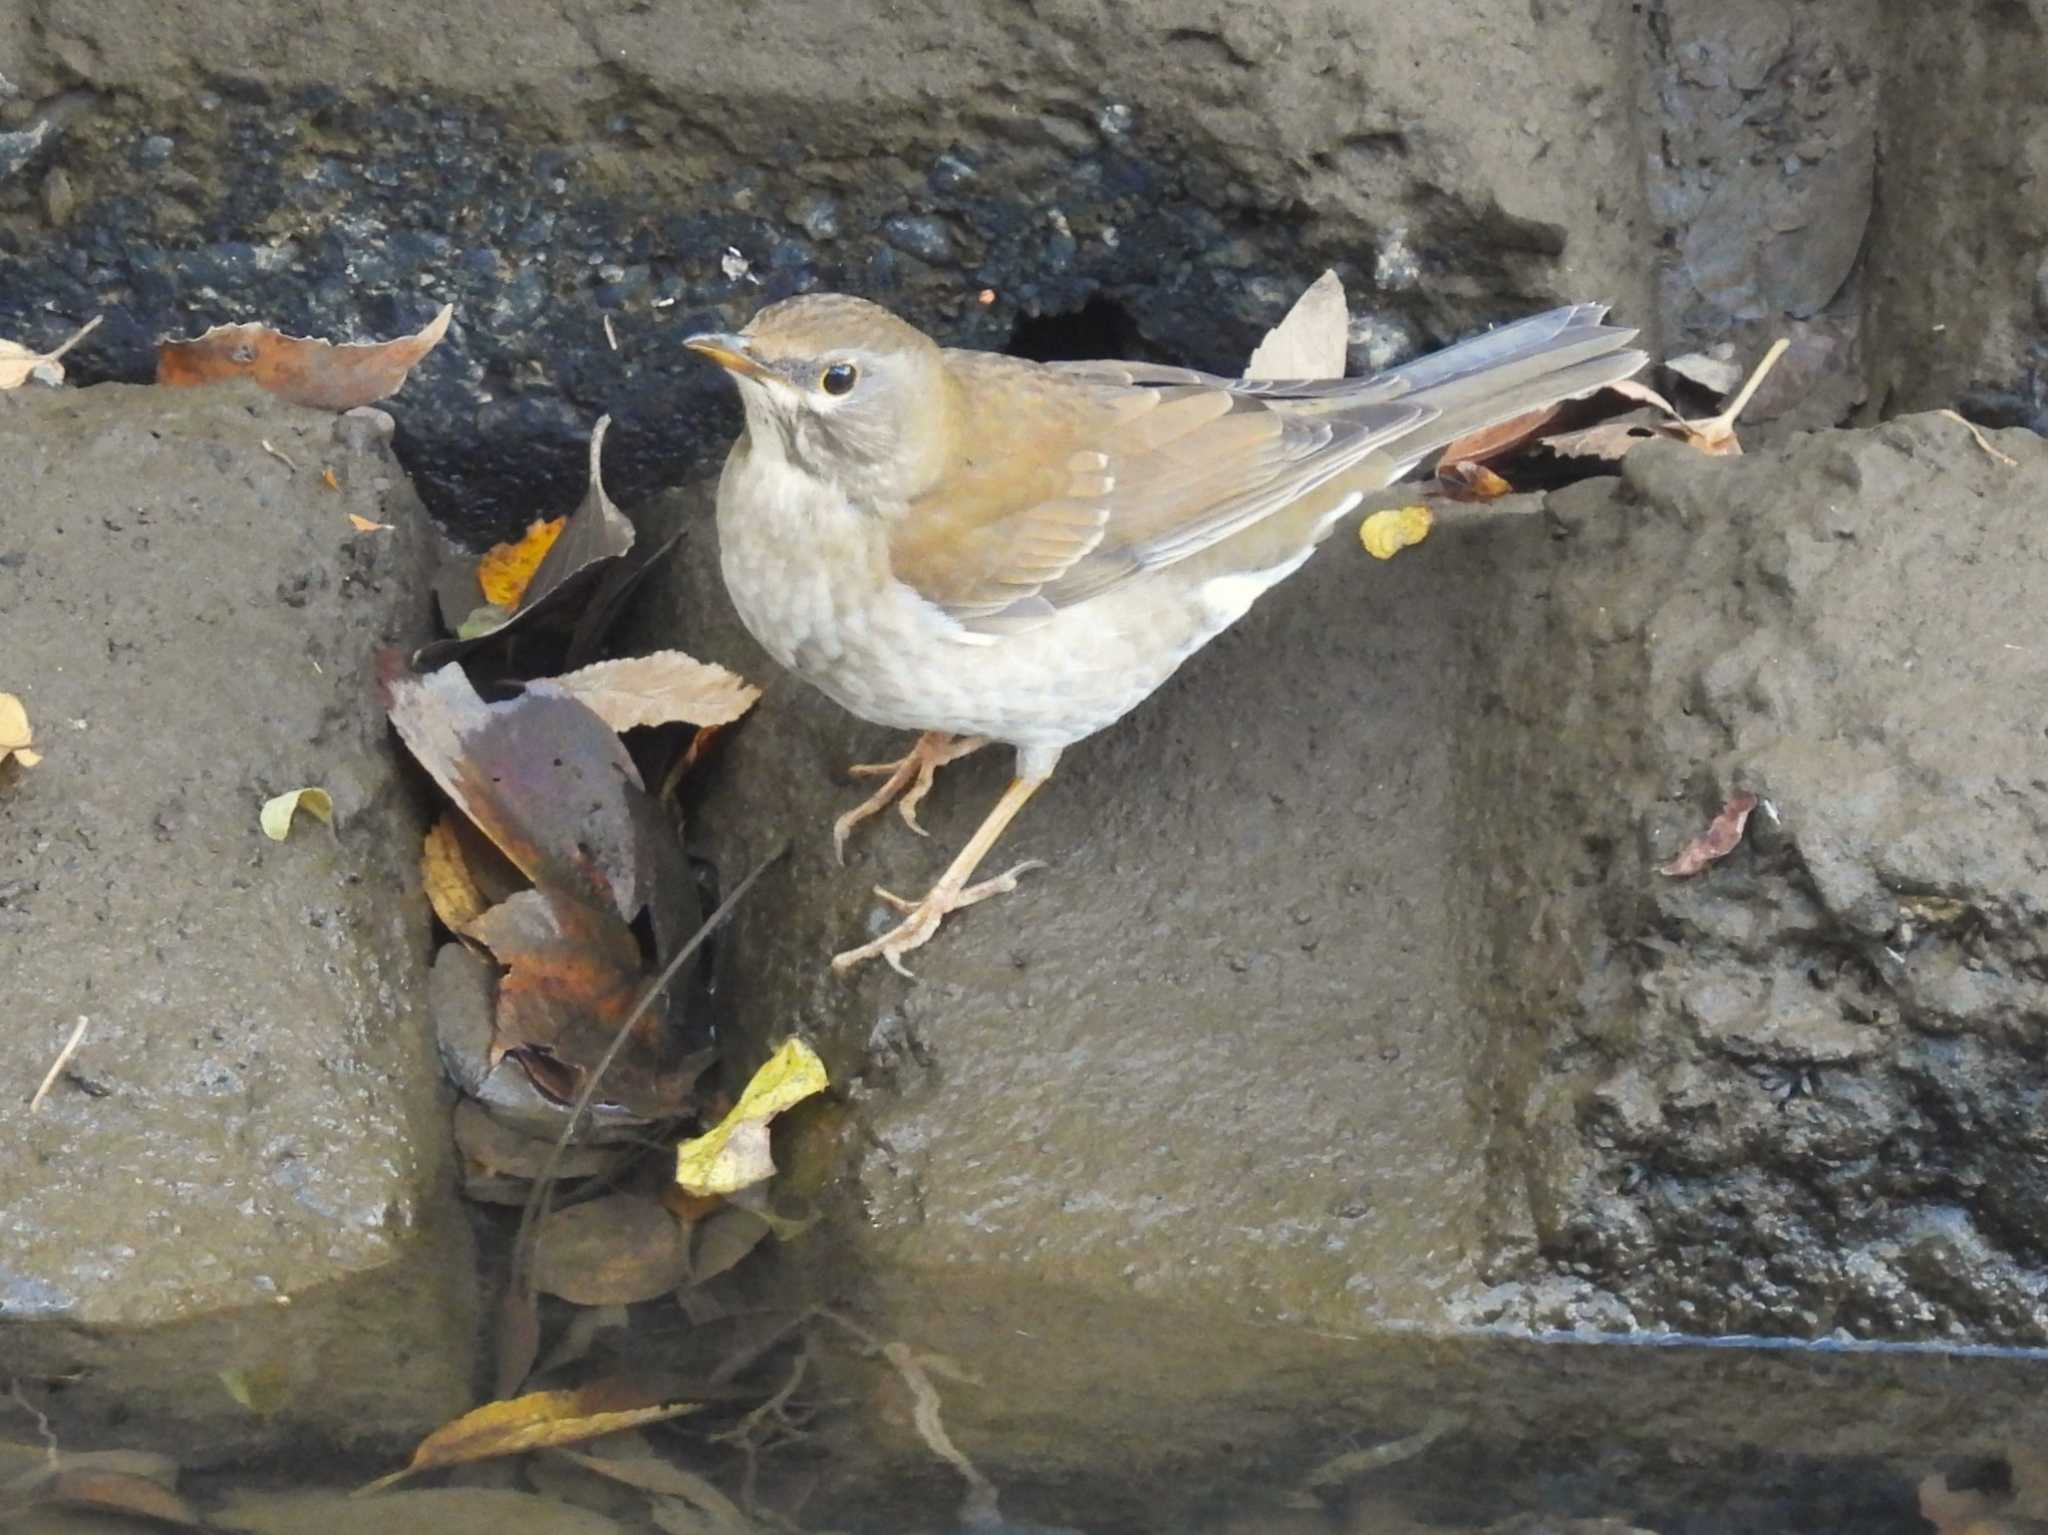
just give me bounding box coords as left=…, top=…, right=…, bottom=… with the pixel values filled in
left=1462, top=417, right=2048, bottom=1342
left=0, top=382, right=474, bottom=1461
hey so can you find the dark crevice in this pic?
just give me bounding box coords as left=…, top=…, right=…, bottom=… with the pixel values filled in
left=1005, top=294, right=1146, bottom=362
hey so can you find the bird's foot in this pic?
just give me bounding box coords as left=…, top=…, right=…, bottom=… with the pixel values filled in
left=831, top=859, right=1047, bottom=977
left=832, top=731, right=988, bottom=864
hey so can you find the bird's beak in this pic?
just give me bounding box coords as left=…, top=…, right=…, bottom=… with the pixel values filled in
left=683, top=332, right=772, bottom=382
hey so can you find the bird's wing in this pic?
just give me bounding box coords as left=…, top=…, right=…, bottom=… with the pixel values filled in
left=893, top=308, right=1644, bottom=634
left=889, top=351, right=1429, bottom=631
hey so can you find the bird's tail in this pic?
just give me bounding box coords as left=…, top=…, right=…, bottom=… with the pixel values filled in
left=1360, top=303, right=1646, bottom=472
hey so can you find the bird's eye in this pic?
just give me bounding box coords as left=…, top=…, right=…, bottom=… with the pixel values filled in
left=820, top=362, right=858, bottom=396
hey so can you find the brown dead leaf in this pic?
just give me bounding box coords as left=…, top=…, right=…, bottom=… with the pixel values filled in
left=0, top=315, right=102, bottom=389
left=532, top=1194, right=690, bottom=1305
left=453, top=1099, right=624, bottom=1185
left=348, top=512, right=392, bottom=533
left=356, top=1383, right=699, bottom=1495
left=1544, top=341, right=1788, bottom=462
left=528, top=652, right=761, bottom=733
left=1659, top=791, right=1760, bottom=878
left=21, top=1468, right=204, bottom=1526
left=1435, top=404, right=1559, bottom=468
left=479, top=517, right=568, bottom=607
left=321, top=466, right=342, bottom=490
left=0, top=692, right=42, bottom=768
left=685, top=1206, right=773, bottom=1287
left=156, top=302, right=452, bottom=410
left=467, top=886, right=670, bottom=1112
left=552, top=1448, right=750, bottom=1531
left=1434, top=460, right=1514, bottom=501
left=418, top=416, right=635, bottom=666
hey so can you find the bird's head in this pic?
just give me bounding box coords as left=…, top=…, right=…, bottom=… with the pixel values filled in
left=686, top=294, right=957, bottom=507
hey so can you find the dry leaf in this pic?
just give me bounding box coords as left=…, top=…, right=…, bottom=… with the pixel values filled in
left=1545, top=341, right=1788, bottom=462
left=528, top=652, right=761, bottom=733
left=478, top=517, right=568, bottom=607
left=553, top=1449, right=750, bottom=1531
left=1434, top=460, right=1513, bottom=501
left=423, top=814, right=491, bottom=934
left=532, top=1194, right=690, bottom=1305
left=223, top=1486, right=630, bottom=1535
left=453, top=1099, right=623, bottom=1186
left=20, top=1468, right=203, bottom=1526
left=321, top=467, right=342, bottom=491
left=1435, top=404, right=1559, bottom=467
left=685, top=1206, right=773, bottom=1287
left=1244, top=269, right=1347, bottom=382
left=260, top=786, right=333, bottom=841
left=1659, top=791, right=1759, bottom=878
left=418, top=417, right=636, bottom=665
left=1665, top=350, right=1744, bottom=396
left=156, top=303, right=452, bottom=410
left=0, top=692, right=42, bottom=768
left=675, top=1038, right=829, bottom=1197
left=0, top=314, right=102, bottom=389
left=348, top=513, right=392, bottom=533
left=1359, top=505, right=1434, bottom=561
left=357, top=1383, right=698, bottom=1495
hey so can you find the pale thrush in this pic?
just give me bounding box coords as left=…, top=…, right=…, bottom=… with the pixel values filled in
left=687, top=290, right=1644, bottom=973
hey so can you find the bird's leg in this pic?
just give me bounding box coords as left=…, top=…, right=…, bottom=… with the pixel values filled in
left=832, top=771, right=1050, bottom=977
left=832, top=730, right=988, bottom=864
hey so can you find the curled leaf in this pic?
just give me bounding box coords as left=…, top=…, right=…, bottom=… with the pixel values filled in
left=1659, top=791, right=1759, bottom=878
left=156, top=303, right=452, bottom=410
left=422, top=814, right=491, bottom=934
left=0, top=692, right=41, bottom=768
left=260, top=786, right=334, bottom=841
left=1359, top=505, right=1434, bottom=561
left=478, top=517, right=567, bottom=607
left=528, top=652, right=761, bottom=732
left=675, top=1039, right=829, bottom=1197
left=418, top=417, right=635, bottom=665
left=1434, top=460, right=1512, bottom=501
left=356, top=1383, right=699, bottom=1495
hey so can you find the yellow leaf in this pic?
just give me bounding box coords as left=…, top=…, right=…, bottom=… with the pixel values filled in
left=320, top=467, right=342, bottom=490
left=356, top=1385, right=698, bottom=1495
left=260, top=787, right=334, bottom=841
left=348, top=513, right=391, bottom=533
left=421, top=814, right=488, bottom=933
left=477, top=517, right=567, bottom=607
left=1359, top=505, right=1433, bottom=561
left=675, top=1038, right=828, bottom=1197
left=1, top=691, right=39, bottom=768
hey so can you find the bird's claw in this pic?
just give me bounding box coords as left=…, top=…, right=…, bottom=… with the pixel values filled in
left=831, top=859, right=1046, bottom=977
left=830, top=732, right=987, bottom=864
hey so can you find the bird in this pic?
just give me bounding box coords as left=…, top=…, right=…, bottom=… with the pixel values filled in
left=686, top=288, right=1645, bottom=974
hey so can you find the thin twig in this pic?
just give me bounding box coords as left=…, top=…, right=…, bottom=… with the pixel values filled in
left=28, top=1016, right=90, bottom=1112
left=5, top=1381, right=59, bottom=1468
left=1937, top=408, right=2019, bottom=468
left=508, top=845, right=787, bottom=1288
left=1701, top=337, right=1789, bottom=435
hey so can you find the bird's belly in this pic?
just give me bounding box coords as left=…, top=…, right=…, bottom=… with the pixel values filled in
left=716, top=451, right=1278, bottom=750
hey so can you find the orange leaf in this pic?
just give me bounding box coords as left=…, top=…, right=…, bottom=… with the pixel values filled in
left=476, top=517, right=567, bottom=608
left=156, top=303, right=452, bottom=410
left=1660, top=791, right=1760, bottom=878
left=31, top=1469, right=203, bottom=1527
left=422, top=814, right=490, bottom=935
left=348, top=513, right=392, bottom=533
left=1434, top=460, right=1513, bottom=501
left=356, top=1383, right=698, bottom=1495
